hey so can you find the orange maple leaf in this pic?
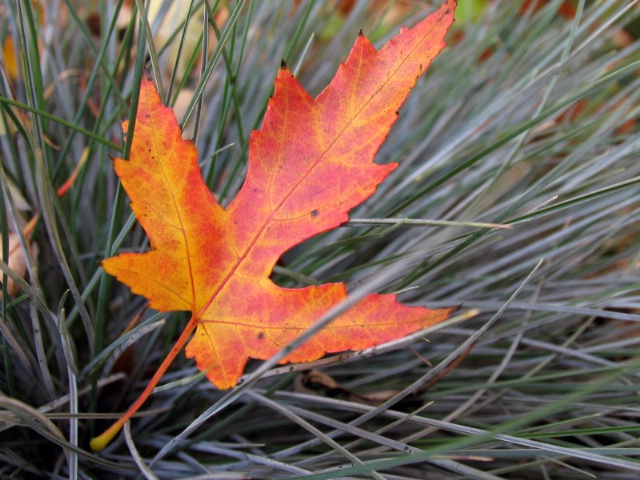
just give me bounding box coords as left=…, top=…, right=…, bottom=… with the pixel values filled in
left=91, top=0, right=457, bottom=451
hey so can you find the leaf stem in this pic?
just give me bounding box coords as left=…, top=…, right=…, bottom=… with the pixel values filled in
left=90, top=315, right=198, bottom=452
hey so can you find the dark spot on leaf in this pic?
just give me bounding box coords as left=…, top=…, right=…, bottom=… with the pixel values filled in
left=86, top=12, right=101, bottom=36
left=257, top=332, right=264, bottom=340
left=311, top=209, right=319, bottom=218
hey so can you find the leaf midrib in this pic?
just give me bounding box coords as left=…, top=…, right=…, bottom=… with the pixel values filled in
left=191, top=8, right=447, bottom=325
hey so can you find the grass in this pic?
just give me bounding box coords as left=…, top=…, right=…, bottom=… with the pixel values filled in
left=2, top=0, right=640, bottom=478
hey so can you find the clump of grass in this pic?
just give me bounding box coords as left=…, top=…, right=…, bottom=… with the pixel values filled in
left=1, top=0, right=640, bottom=478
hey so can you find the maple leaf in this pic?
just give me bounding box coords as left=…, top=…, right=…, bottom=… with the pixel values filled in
left=91, top=0, right=457, bottom=451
